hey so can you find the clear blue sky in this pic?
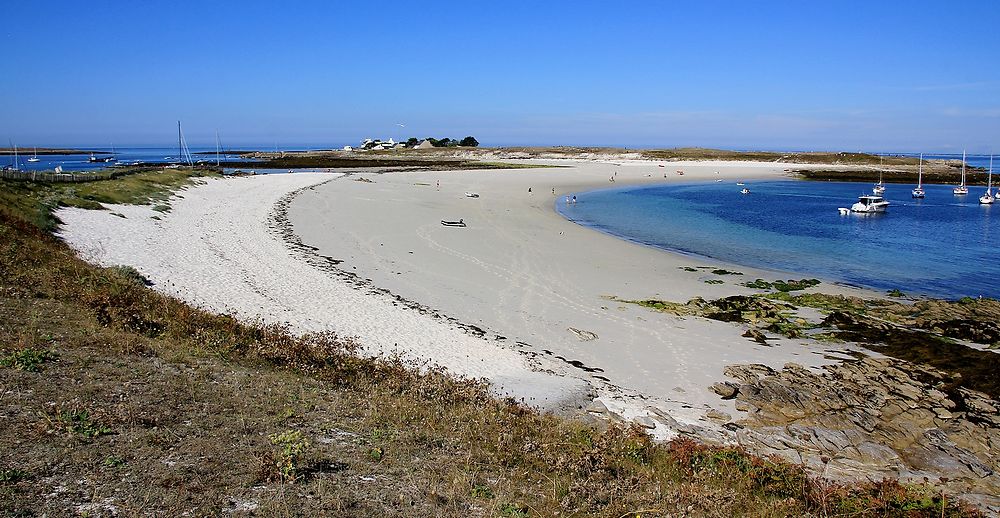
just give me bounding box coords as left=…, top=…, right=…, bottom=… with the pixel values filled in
left=4, top=1, right=1000, bottom=152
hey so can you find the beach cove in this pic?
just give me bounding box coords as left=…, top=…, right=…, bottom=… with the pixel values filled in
left=58, top=159, right=870, bottom=426
left=55, top=159, right=1000, bottom=507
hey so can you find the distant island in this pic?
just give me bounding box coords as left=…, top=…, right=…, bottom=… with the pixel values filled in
left=0, top=147, right=110, bottom=155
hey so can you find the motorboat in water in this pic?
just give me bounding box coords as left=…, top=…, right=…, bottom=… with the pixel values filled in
left=954, top=150, right=968, bottom=195
left=740, top=187, right=751, bottom=195
left=840, top=194, right=889, bottom=214
left=911, top=153, right=925, bottom=198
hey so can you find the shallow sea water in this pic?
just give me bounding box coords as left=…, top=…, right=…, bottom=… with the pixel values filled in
left=558, top=180, right=1000, bottom=300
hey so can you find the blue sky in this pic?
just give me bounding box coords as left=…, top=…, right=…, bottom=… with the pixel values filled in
left=3, top=1, right=1000, bottom=152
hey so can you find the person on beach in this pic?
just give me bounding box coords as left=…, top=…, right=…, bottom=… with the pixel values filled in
left=572, top=195, right=577, bottom=204
left=551, top=187, right=555, bottom=195
left=436, top=180, right=440, bottom=190
left=528, top=187, right=532, bottom=193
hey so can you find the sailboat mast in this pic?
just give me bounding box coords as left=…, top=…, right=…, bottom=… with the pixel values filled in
left=990, top=155, right=994, bottom=191
left=215, top=130, right=221, bottom=166
left=918, top=153, right=923, bottom=186
left=177, top=121, right=182, bottom=163
left=961, top=150, right=966, bottom=186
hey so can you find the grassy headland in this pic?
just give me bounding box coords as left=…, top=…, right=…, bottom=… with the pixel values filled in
left=236, top=147, right=974, bottom=183
left=0, top=170, right=984, bottom=516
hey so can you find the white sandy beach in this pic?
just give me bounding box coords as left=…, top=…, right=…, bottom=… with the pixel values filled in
left=58, top=159, right=874, bottom=438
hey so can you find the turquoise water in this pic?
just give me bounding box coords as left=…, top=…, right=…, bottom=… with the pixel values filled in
left=557, top=181, right=1000, bottom=299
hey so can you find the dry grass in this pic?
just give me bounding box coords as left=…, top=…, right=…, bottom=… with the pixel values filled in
left=0, top=173, right=984, bottom=517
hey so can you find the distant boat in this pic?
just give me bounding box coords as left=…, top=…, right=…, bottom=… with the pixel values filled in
left=4, top=140, right=20, bottom=171
left=740, top=187, right=751, bottom=195
left=911, top=153, right=925, bottom=198
left=736, top=182, right=745, bottom=186
left=27, top=147, right=40, bottom=163
left=873, top=155, right=885, bottom=195
left=88, top=153, right=113, bottom=163
left=953, top=150, right=968, bottom=195
left=980, top=155, right=995, bottom=205
left=841, top=194, right=890, bottom=214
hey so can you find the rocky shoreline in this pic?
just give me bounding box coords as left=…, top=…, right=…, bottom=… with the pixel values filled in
left=721, top=356, right=999, bottom=510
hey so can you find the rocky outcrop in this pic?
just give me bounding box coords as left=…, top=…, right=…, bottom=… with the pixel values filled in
left=720, top=357, right=1000, bottom=509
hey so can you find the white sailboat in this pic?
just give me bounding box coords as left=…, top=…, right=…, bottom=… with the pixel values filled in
left=4, top=140, right=20, bottom=171
left=177, top=121, right=194, bottom=166
left=873, top=155, right=885, bottom=195
left=27, top=147, right=40, bottom=163
left=911, top=153, right=925, bottom=198
left=980, top=155, right=994, bottom=205
left=953, top=150, right=968, bottom=195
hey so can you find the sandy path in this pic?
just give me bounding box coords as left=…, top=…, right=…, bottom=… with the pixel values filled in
left=56, top=173, right=592, bottom=411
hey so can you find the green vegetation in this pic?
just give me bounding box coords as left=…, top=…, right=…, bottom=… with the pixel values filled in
left=57, top=409, right=112, bottom=439
left=0, top=170, right=983, bottom=516
left=266, top=430, right=310, bottom=482
left=711, top=269, right=743, bottom=275
left=0, top=469, right=29, bottom=484
left=1, top=347, right=56, bottom=372
left=407, top=136, right=479, bottom=148
left=704, top=279, right=724, bottom=284
left=0, top=166, right=218, bottom=231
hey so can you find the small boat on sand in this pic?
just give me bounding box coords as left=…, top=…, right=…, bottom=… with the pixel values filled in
left=464, top=192, right=479, bottom=198
left=441, top=219, right=466, bottom=227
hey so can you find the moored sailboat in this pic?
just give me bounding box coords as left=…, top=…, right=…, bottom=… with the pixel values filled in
left=980, top=155, right=994, bottom=205
left=873, top=155, right=885, bottom=195
left=911, top=153, right=925, bottom=198
left=953, top=150, right=968, bottom=195
left=27, top=147, right=40, bottom=163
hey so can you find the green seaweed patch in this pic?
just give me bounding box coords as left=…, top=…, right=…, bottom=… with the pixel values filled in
left=704, top=279, right=724, bottom=285
left=773, top=279, right=821, bottom=292
left=741, top=279, right=773, bottom=290
left=711, top=269, right=743, bottom=276
left=741, top=278, right=821, bottom=292
left=887, top=289, right=906, bottom=298
left=679, top=266, right=698, bottom=272
left=764, top=292, right=866, bottom=313
left=621, top=298, right=700, bottom=316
